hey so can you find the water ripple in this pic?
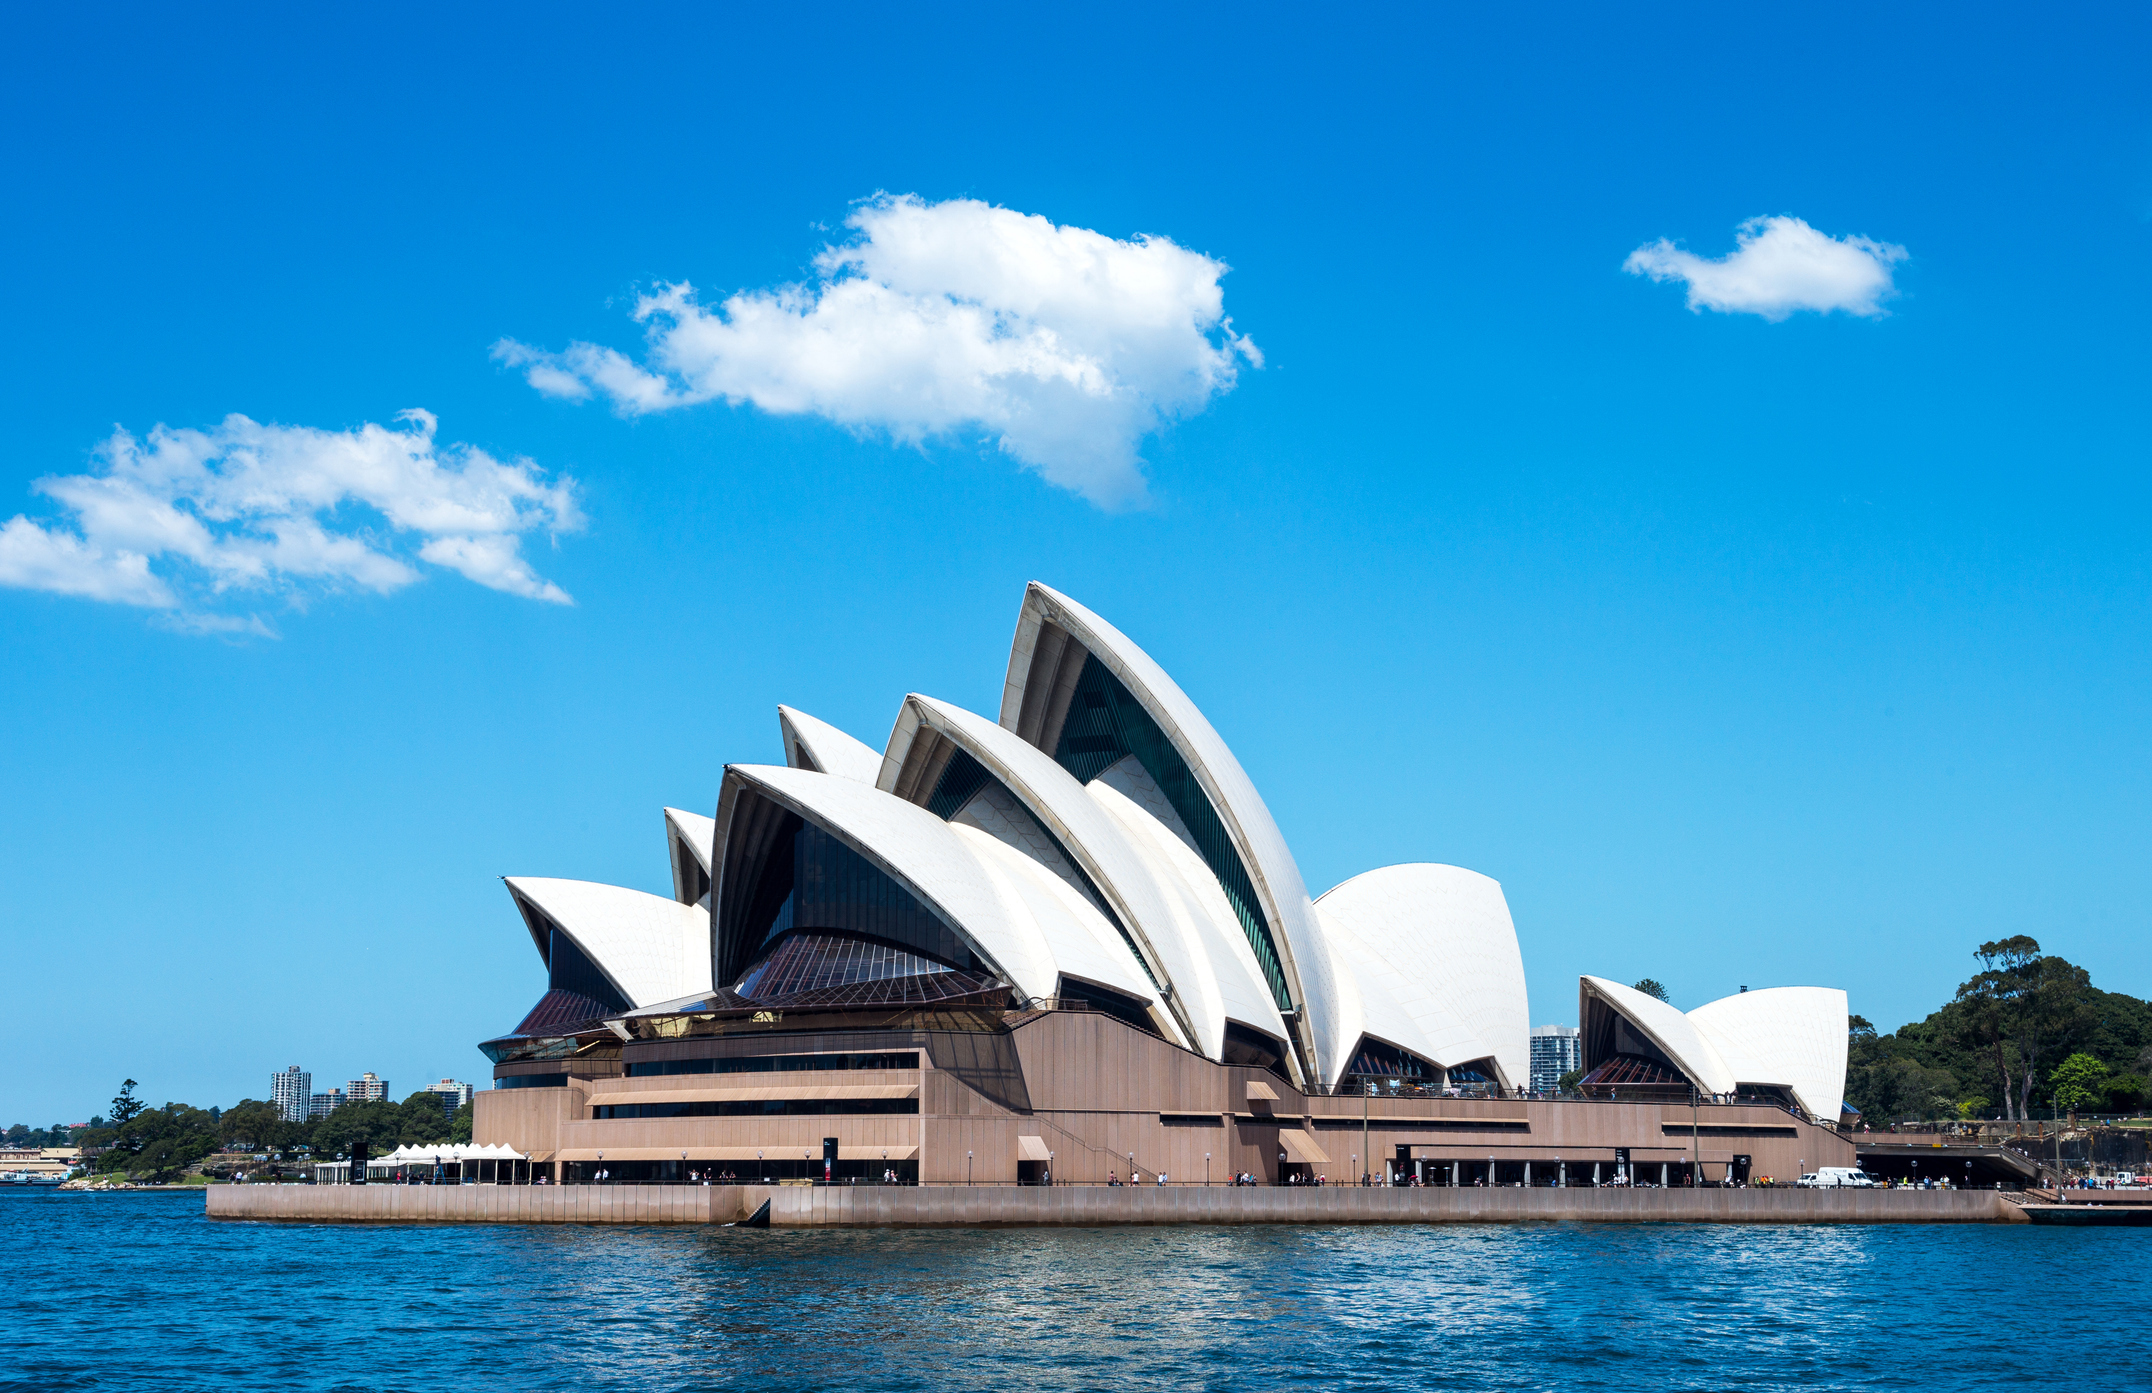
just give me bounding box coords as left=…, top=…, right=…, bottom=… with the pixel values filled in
left=1, top=1193, right=2143, bottom=1393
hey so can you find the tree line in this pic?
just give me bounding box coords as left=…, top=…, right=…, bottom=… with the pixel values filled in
left=57, top=1080, right=475, bottom=1182
left=1848, top=936, right=2152, bottom=1123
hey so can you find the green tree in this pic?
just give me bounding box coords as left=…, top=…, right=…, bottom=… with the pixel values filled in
left=1955, top=937, right=2039, bottom=1120
left=99, top=1103, right=218, bottom=1181
left=2049, top=1053, right=2109, bottom=1116
left=449, top=1102, right=473, bottom=1144
left=2100, top=1074, right=2146, bottom=1112
left=1633, top=979, right=1669, bottom=1003
left=1871, top=1057, right=1960, bottom=1122
left=220, top=1100, right=284, bottom=1151
left=1555, top=1068, right=1584, bottom=1094
left=311, top=1100, right=408, bottom=1158
left=108, top=1079, right=146, bottom=1128
left=396, top=1092, right=451, bottom=1146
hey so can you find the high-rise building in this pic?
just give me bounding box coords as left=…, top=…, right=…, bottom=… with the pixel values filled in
left=1529, top=1024, right=1581, bottom=1093
left=425, top=1078, right=474, bottom=1118
left=270, top=1065, right=312, bottom=1123
left=308, top=1089, right=346, bottom=1120
left=347, top=1072, right=389, bottom=1103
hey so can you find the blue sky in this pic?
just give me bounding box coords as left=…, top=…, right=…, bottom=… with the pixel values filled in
left=4, top=5, right=2149, bottom=1123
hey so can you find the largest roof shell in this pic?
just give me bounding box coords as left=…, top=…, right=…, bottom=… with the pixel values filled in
left=996, top=582, right=1339, bottom=1083
left=878, top=693, right=1292, bottom=1066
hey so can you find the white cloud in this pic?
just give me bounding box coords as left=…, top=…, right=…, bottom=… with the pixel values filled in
left=0, top=516, right=176, bottom=608
left=496, top=193, right=1260, bottom=508
left=1624, top=215, right=1907, bottom=320
left=0, top=410, right=579, bottom=628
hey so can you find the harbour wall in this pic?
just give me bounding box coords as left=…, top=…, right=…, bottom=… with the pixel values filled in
left=205, top=1184, right=2024, bottom=1226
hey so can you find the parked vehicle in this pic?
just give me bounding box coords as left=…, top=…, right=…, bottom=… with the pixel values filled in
left=1797, top=1167, right=1878, bottom=1188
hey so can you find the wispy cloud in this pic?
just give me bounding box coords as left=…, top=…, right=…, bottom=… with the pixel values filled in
left=0, top=410, right=579, bottom=632
left=496, top=193, right=1260, bottom=508
left=1624, top=215, right=1907, bottom=320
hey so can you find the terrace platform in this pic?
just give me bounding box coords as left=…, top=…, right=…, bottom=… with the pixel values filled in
left=205, top=1183, right=2025, bottom=1226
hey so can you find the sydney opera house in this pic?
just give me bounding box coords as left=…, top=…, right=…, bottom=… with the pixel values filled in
left=473, top=583, right=1856, bottom=1186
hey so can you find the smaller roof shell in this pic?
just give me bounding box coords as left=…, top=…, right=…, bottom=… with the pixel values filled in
left=713, top=764, right=1061, bottom=999
left=664, top=806, right=717, bottom=906
left=1686, top=986, right=1849, bottom=1119
left=1316, top=864, right=1529, bottom=1089
left=1578, top=976, right=1736, bottom=1097
left=504, top=877, right=714, bottom=1010
left=665, top=807, right=715, bottom=875
left=778, top=706, right=884, bottom=784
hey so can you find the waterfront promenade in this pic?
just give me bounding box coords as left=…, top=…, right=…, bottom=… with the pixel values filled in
left=206, top=1183, right=2023, bottom=1226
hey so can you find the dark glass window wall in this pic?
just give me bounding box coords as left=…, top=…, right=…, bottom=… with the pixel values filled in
left=627, top=1052, right=919, bottom=1077
left=562, top=1159, right=916, bottom=1185
left=737, top=821, right=978, bottom=981
left=594, top=1097, right=920, bottom=1119
left=548, top=927, right=630, bottom=1015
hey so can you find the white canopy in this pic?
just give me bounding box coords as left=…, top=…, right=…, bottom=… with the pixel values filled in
left=372, top=1143, right=526, bottom=1164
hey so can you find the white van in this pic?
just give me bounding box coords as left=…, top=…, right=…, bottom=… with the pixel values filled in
left=1798, top=1167, right=1878, bottom=1188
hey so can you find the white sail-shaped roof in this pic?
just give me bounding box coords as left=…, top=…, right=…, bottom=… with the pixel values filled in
left=713, top=763, right=1193, bottom=1022
left=879, top=695, right=1218, bottom=1055
left=1579, top=976, right=1736, bottom=1097
left=997, top=582, right=1338, bottom=1082
left=715, top=763, right=1058, bottom=996
left=952, top=824, right=1162, bottom=1018
left=1087, top=771, right=1294, bottom=1065
left=663, top=806, right=716, bottom=907
left=1686, top=986, right=1849, bottom=1119
left=664, top=807, right=715, bottom=875
left=504, top=877, right=714, bottom=1010
left=1315, top=864, right=1529, bottom=1089
left=778, top=705, right=884, bottom=784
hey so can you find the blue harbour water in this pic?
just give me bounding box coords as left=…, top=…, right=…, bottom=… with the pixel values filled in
left=4, top=1191, right=2145, bottom=1392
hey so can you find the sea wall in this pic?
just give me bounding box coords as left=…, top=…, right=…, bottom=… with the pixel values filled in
left=206, top=1183, right=770, bottom=1224
left=206, top=1184, right=2024, bottom=1226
